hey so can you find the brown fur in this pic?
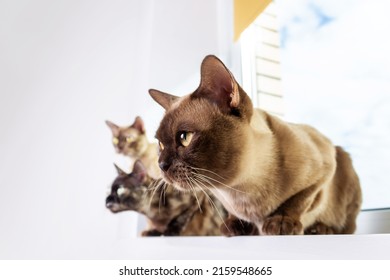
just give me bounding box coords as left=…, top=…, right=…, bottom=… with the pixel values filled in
left=105, top=116, right=160, bottom=179
left=106, top=160, right=227, bottom=236
left=149, top=55, right=362, bottom=236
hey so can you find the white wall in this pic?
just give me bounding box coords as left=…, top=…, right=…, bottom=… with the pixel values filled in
left=0, top=0, right=235, bottom=259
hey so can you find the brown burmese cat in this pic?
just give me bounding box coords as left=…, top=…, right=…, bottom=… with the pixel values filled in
left=105, top=116, right=160, bottom=179
left=149, top=55, right=362, bottom=236
left=106, top=160, right=227, bottom=236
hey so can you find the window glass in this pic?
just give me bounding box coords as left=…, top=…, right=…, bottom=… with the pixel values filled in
left=276, top=0, right=390, bottom=209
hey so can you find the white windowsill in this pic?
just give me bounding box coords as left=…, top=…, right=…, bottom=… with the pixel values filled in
left=111, top=234, right=390, bottom=259
left=112, top=209, right=390, bottom=259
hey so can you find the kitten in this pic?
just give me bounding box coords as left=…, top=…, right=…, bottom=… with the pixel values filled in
left=105, top=116, right=160, bottom=179
left=149, top=55, right=362, bottom=236
left=106, top=160, right=227, bottom=236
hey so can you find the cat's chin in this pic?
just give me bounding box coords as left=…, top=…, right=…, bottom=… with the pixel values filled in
left=163, top=178, right=192, bottom=193
left=106, top=204, right=121, bottom=213
left=172, top=182, right=190, bottom=192
left=106, top=202, right=132, bottom=213
left=161, top=173, right=193, bottom=192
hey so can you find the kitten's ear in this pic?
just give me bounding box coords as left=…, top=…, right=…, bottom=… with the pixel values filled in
left=149, top=89, right=179, bottom=111
left=132, top=160, right=147, bottom=183
left=195, top=55, right=240, bottom=114
left=131, top=116, right=145, bottom=134
left=114, top=163, right=128, bottom=176
left=106, top=120, right=120, bottom=136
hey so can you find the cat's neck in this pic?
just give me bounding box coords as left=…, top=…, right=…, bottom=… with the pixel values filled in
left=133, top=136, right=150, bottom=157
left=138, top=142, right=155, bottom=158
left=139, top=142, right=160, bottom=179
left=233, top=109, right=277, bottom=189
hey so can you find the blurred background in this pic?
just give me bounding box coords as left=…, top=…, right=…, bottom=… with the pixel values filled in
left=0, top=0, right=237, bottom=259
left=1, top=0, right=389, bottom=259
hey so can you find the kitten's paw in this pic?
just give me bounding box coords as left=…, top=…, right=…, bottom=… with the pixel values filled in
left=305, top=222, right=336, bottom=235
left=221, top=218, right=259, bottom=237
left=141, top=229, right=163, bottom=237
left=262, top=215, right=303, bottom=235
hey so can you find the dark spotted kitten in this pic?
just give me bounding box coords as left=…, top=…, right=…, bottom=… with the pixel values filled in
left=149, top=55, right=362, bottom=236
left=106, top=160, right=227, bottom=236
left=105, top=116, right=160, bottom=179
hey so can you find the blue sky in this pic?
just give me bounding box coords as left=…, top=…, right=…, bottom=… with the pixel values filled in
left=276, top=0, right=390, bottom=209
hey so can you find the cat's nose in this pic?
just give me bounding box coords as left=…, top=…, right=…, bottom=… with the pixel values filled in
left=159, top=161, right=170, bottom=172
left=105, top=195, right=117, bottom=208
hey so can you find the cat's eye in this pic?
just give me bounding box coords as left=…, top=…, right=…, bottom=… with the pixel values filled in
left=159, top=141, right=164, bottom=151
left=117, top=185, right=126, bottom=196
left=179, top=132, right=194, bottom=147
left=112, top=137, right=119, bottom=145
left=126, top=136, right=135, bottom=143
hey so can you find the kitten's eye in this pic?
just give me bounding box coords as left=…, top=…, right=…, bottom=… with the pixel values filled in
left=126, top=136, right=135, bottom=143
left=117, top=185, right=127, bottom=196
left=179, top=132, right=194, bottom=147
left=112, top=137, right=119, bottom=145
left=159, top=141, right=164, bottom=151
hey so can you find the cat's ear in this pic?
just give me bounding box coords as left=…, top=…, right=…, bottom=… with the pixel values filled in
left=106, top=120, right=120, bottom=136
left=114, top=163, right=128, bottom=176
left=131, top=116, right=145, bottom=134
left=195, top=55, right=240, bottom=114
left=149, top=89, right=179, bottom=111
left=132, top=160, right=147, bottom=183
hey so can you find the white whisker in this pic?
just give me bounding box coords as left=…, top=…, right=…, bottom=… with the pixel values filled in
left=158, top=182, right=169, bottom=213
left=146, top=178, right=162, bottom=194
left=191, top=166, right=227, bottom=180
left=192, top=172, right=247, bottom=194
left=185, top=174, right=203, bottom=213
left=192, top=177, right=229, bottom=231
left=148, top=180, right=164, bottom=211
left=194, top=173, right=241, bottom=219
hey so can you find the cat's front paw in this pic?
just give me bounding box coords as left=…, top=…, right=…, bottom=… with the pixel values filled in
left=141, top=229, right=163, bottom=236
left=305, top=222, right=336, bottom=235
left=220, top=217, right=259, bottom=237
left=262, top=215, right=303, bottom=235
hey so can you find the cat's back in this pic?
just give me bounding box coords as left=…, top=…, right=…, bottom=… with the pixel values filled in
left=253, top=108, right=335, bottom=160
left=249, top=108, right=337, bottom=190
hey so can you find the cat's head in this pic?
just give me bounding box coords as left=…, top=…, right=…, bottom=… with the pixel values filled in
left=105, top=160, right=149, bottom=213
left=105, top=116, right=148, bottom=157
left=149, top=55, right=253, bottom=191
